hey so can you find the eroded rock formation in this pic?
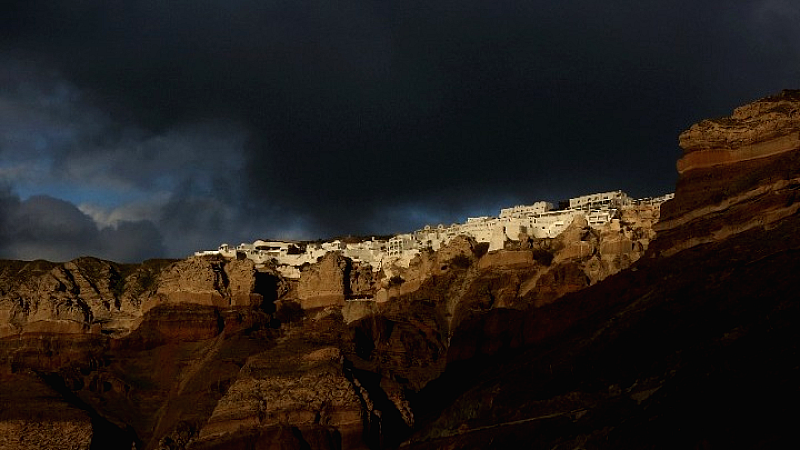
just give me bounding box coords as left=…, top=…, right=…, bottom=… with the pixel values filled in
left=677, top=89, right=800, bottom=173
left=655, top=89, right=800, bottom=256
left=0, top=258, right=171, bottom=338
left=196, top=335, right=365, bottom=449
left=296, top=253, right=380, bottom=310
left=397, top=92, right=800, bottom=448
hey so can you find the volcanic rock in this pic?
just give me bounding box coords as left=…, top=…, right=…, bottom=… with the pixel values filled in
left=399, top=90, right=800, bottom=450
left=655, top=89, right=800, bottom=256
left=193, top=316, right=367, bottom=450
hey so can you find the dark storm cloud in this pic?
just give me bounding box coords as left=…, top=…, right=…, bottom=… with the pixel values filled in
left=1, top=1, right=799, bottom=260
left=0, top=187, right=165, bottom=262
left=0, top=59, right=256, bottom=258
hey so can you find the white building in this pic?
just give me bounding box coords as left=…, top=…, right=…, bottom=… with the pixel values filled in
left=196, top=189, right=671, bottom=277
left=342, top=238, right=387, bottom=268
left=457, top=216, right=499, bottom=243
left=413, top=225, right=450, bottom=251
left=586, top=210, right=615, bottom=227
left=499, top=201, right=553, bottom=218
left=387, top=233, right=416, bottom=258
left=569, top=190, right=631, bottom=210
left=633, top=193, right=675, bottom=206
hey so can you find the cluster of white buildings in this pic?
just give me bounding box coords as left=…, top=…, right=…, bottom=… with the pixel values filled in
left=195, top=190, right=674, bottom=278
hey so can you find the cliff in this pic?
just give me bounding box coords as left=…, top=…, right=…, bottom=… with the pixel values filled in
left=0, top=258, right=173, bottom=338
left=676, top=89, right=800, bottom=173
left=296, top=252, right=379, bottom=309
left=2, top=90, right=799, bottom=449
left=654, top=89, right=800, bottom=256
left=0, top=209, right=657, bottom=449
left=400, top=89, right=800, bottom=448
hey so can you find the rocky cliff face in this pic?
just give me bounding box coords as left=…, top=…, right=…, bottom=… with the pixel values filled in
left=296, top=253, right=379, bottom=310
left=0, top=209, right=662, bottom=449
left=150, top=257, right=275, bottom=311
left=0, top=258, right=173, bottom=338
left=194, top=325, right=365, bottom=449
left=5, top=91, right=796, bottom=450
left=0, top=373, right=94, bottom=450
left=654, top=89, right=800, bottom=256
left=396, top=89, right=800, bottom=449
left=676, top=89, right=800, bottom=173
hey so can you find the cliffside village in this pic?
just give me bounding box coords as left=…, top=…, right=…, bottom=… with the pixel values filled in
left=195, top=190, right=674, bottom=279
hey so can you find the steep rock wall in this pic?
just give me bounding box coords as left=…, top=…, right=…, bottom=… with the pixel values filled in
left=677, top=89, right=800, bottom=173
left=0, top=373, right=94, bottom=450
left=296, top=253, right=347, bottom=309
left=296, top=253, right=379, bottom=309
left=655, top=89, right=800, bottom=256
left=150, top=257, right=263, bottom=310
left=0, top=258, right=163, bottom=338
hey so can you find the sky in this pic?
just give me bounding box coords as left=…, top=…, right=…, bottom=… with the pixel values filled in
left=1, top=1, right=798, bottom=262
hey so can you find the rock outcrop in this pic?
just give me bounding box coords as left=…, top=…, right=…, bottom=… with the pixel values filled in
left=295, top=253, right=380, bottom=310
left=655, top=89, right=800, bottom=256
left=676, top=89, right=800, bottom=173
left=0, top=258, right=170, bottom=338
left=149, top=257, right=267, bottom=311
left=196, top=327, right=366, bottom=449
left=384, top=236, right=479, bottom=299
left=0, top=373, right=94, bottom=450
left=0, top=257, right=281, bottom=339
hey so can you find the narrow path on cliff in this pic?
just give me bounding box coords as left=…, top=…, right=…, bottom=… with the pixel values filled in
left=400, top=408, right=587, bottom=446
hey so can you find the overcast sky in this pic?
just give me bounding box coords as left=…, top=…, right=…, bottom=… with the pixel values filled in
left=1, top=1, right=798, bottom=262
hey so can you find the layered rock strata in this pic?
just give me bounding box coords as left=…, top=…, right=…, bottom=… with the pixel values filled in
left=0, top=258, right=174, bottom=338
left=655, top=89, right=800, bottom=256
left=297, top=253, right=379, bottom=309
left=196, top=341, right=365, bottom=449
left=399, top=90, right=800, bottom=450
left=0, top=179, right=669, bottom=448
left=677, top=89, right=800, bottom=173
left=149, top=257, right=268, bottom=311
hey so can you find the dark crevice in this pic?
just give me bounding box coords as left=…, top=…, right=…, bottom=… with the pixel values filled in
left=38, top=371, right=138, bottom=450
left=254, top=270, right=283, bottom=313
left=344, top=361, right=411, bottom=449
